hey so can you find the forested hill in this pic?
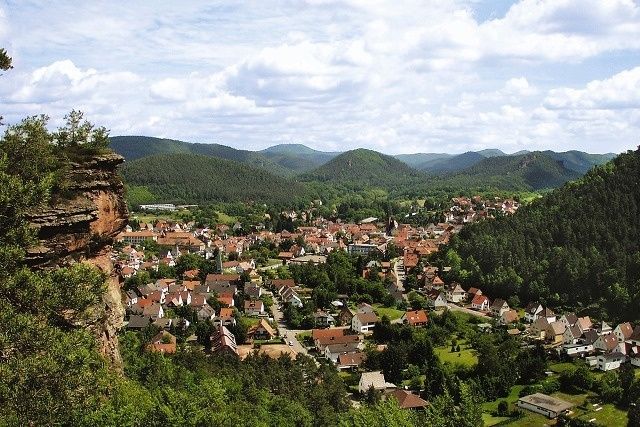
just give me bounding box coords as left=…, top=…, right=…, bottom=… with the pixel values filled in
left=110, top=136, right=292, bottom=176
left=451, top=152, right=580, bottom=190
left=121, top=153, right=311, bottom=205
left=259, top=143, right=340, bottom=173
left=439, top=148, right=640, bottom=321
left=544, top=150, right=617, bottom=174
left=301, top=148, right=424, bottom=190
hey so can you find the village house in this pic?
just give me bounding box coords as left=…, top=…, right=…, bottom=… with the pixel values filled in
left=594, top=333, right=618, bottom=352
left=563, top=324, right=583, bottom=345
left=499, top=309, right=519, bottom=326
left=561, top=343, right=594, bottom=357
left=401, top=310, right=429, bottom=327
left=338, top=306, right=355, bottom=326
left=471, top=294, right=490, bottom=311
left=388, top=390, right=429, bottom=410
left=426, top=290, right=448, bottom=309
left=490, top=299, right=510, bottom=317
left=127, top=315, right=151, bottom=330
left=147, top=331, right=177, bottom=354
left=614, top=322, right=634, bottom=342
left=313, top=310, right=336, bottom=328
left=244, top=283, right=263, bottom=299
left=251, top=319, right=276, bottom=341
left=325, top=342, right=361, bottom=363
left=352, top=312, right=379, bottom=334
left=213, top=307, right=236, bottom=327
left=597, top=352, right=626, bottom=371
left=338, top=352, right=366, bottom=371
left=467, top=287, right=482, bottom=300
left=358, top=371, right=396, bottom=394
left=244, top=300, right=265, bottom=316
left=524, top=303, right=544, bottom=323
left=444, top=282, right=466, bottom=304
left=197, top=304, right=216, bottom=321
left=210, top=325, right=238, bottom=357
left=545, top=321, right=566, bottom=344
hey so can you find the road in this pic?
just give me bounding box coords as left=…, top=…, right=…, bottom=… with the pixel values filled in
left=269, top=293, right=309, bottom=356
left=393, top=258, right=405, bottom=291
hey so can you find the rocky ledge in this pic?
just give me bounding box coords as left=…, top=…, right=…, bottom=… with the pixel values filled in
left=25, top=152, right=129, bottom=368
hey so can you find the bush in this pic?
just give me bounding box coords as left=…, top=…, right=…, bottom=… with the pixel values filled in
left=497, top=400, right=509, bottom=416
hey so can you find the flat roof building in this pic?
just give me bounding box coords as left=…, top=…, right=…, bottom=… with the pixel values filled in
left=517, top=393, right=573, bottom=419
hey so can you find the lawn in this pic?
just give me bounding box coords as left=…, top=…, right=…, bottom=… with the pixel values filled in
left=434, top=340, right=478, bottom=367
left=482, top=413, right=511, bottom=426
left=549, top=362, right=576, bottom=374
left=575, top=402, right=627, bottom=426
left=373, top=305, right=404, bottom=321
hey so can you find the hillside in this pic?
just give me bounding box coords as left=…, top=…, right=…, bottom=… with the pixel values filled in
left=121, top=153, right=310, bottom=205
left=453, top=152, right=581, bottom=190
left=544, top=150, right=616, bottom=174
left=302, top=148, right=424, bottom=190
left=110, top=136, right=292, bottom=176
left=420, top=151, right=487, bottom=173
left=394, top=152, right=452, bottom=169
left=259, top=143, right=340, bottom=173
left=439, top=148, right=640, bottom=320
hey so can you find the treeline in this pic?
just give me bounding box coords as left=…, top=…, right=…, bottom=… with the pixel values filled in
left=435, top=148, right=640, bottom=321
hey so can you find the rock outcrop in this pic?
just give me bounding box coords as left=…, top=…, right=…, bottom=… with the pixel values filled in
left=25, top=152, right=129, bottom=368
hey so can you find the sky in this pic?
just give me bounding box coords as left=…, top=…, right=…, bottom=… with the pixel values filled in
left=1, top=0, right=640, bottom=154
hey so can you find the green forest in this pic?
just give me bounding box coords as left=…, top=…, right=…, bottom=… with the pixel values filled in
left=436, top=148, right=640, bottom=321
left=121, top=153, right=314, bottom=206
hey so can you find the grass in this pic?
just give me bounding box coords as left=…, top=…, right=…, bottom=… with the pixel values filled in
left=434, top=340, right=478, bottom=367
left=575, top=403, right=627, bottom=426
left=549, top=362, right=576, bottom=374
left=483, top=385, right=525, bottom=414
left=373, top=305, right=404, bottom=321
left=482, top=413, right=511, bottom=426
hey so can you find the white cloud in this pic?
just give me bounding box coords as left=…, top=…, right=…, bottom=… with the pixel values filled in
left=545, top=66, right=640, bottom=110
left=1, top=0, right=640, bottom=154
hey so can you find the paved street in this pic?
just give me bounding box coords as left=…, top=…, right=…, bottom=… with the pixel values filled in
left=393, top=258, right=405, bottom=291
left=269, top=294, right=309, bottom=356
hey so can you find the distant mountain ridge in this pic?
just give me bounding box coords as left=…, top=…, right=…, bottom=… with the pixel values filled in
left=259, top=143, right=340, bottom=173
left=109, top=135, right=616, bottom=182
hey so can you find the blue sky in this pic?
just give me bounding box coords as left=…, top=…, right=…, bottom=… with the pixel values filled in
left=1, top=0, right=640, bottom=154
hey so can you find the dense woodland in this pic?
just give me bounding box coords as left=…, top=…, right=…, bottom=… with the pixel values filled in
left=437, top=148, right=640, bottom=321
left=121, top=153, right=314, bottom=206
left=119, top=139, right=602, bottom=209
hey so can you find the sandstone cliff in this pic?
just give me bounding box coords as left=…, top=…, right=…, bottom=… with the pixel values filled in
left=25, top=152, right=129, bottom=368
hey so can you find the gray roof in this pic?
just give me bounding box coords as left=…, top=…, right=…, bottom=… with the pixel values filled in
left=518, top=393, right=573, bottom=413
left=127, top=315, right=151, bottom=329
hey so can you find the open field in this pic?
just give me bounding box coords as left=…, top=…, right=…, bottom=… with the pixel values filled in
left=434, top=340, right=478, bottom=367
left=373, top=305, right=404, bottom=321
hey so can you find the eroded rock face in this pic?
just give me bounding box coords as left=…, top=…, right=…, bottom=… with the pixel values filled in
left=25, top=152, right=129, bottom=368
